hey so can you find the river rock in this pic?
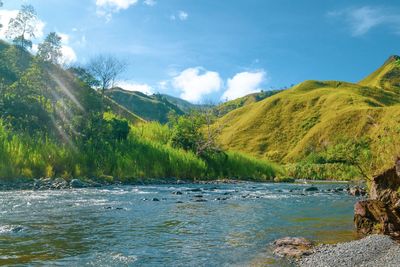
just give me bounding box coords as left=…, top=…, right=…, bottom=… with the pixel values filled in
left=51, top=178, right=68, bottom=189
left=349, top=186, right=366, bottom=196
left=273, top=237, right=314, bottom=258
left=303, top=187, right=318, bottom=192
left=70, top=179, right=87, bottom=188
left=354, top=159, right=400, bottom=237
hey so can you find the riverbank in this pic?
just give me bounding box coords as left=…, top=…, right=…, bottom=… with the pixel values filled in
left=0, top=177, right=356, bottom=191
left=298, top=235, right=400, bottom=266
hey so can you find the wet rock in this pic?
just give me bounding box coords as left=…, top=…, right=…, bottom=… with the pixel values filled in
left=51, top=178, right=68, bottom=190
left=194, top=199, right=207, bottom=202
left=70, top=179, right=87, bottom=188
left=194, top=195, right=203, bottom=198
left=176, top=201, right=184, bottom=204
left=172, top=191, right=183, bottom=195
left=152, top=198, right=160, bottom=202
left=303, top=187, right=318, bottom=192
left=11, top=226, right=24, bottom=233
left=273, top=237, right=314, bottom=258
left=354, top=159, right=400, bottom=237
left=189, top=188, right=202, bottom=192
left=216, top=197, right=228, bottom=201
left=349, top=186, right=366, bottom=197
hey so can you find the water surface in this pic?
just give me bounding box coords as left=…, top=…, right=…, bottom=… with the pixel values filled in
left=0, top=183, right=358, bottom=266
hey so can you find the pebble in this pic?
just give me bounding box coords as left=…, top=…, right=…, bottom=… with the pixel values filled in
left=298, top=235, right=400, bottom=267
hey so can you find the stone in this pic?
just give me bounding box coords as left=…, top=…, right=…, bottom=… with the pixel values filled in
left=354, top=159, right=400, bottom=237
left=70, top=179, right=87, bottom=188
left=152, top=198, right=160, bottom=201
left=303, top=187, right=318, bottom=192
left=349, top=186, right=367, bottom=197
left=273, top=237, right=314, bottom=258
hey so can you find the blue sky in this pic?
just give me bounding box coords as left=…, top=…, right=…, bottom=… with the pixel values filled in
left=1, top=0, right=400, bottom=103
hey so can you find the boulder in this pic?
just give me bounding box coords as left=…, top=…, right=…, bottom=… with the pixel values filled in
left=303, top=186, right=318, bottom=192
left=349, top=186, right=366, bottom=197
left=273, top=237, right=314, bottom=258
left=354, top=158, right=400, bottom=237
left=70, top=179, right=87, bottom=188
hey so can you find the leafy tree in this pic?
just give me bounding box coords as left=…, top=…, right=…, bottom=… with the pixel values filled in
left=37, top=32, right=62, bottom=64
left=321, top=137, right=372, bottom=181
left=169, top=111, right=222, bottom=158
left=68, top=66, right=100, bottom=88
left=6, top=5, right=38, bottom=50
left=87, top=54, right=126, bottom=96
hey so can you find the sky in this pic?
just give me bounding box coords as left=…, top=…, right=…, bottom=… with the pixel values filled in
left=0, top=0, right=400, bottom=103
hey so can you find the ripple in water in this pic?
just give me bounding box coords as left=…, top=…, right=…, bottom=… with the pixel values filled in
left=0, top=182, right=358, bottom=266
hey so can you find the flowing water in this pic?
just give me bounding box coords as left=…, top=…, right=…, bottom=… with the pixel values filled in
left=0, top=183, right=358, bottom=266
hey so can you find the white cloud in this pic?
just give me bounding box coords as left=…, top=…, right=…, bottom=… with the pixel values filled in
left=58, top=33, right=70, bottom=44
left=144, top=0, right=156, bottom=6
left=172, top=67, right=222, bottom=103
left=170, top=10, right=189, bottom=21
left=60, top=45, right=77, bottom=65
left=158, top=80, right=168, bottom=90
left=96, top=0, right=138, bottom=21
left=221, top=71, right=267, bottom=101
left=0, top=9, right=45, bottom=40
left=116, top=81, right=154, bottom=95
left=328, top=6, right=400, bottom=36
left=96, top=0, right=138, bottom=10
left=178, top=11, right=188, bottom=21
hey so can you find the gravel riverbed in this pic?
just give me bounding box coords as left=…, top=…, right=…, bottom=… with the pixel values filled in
left=298, top=235, right=400, bottom=267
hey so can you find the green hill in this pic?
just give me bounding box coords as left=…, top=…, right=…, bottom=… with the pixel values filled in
left=159, top=94, right=208, bottom=113
left=215, top=90, right=282, bottom=116
left=0, top=40, right=279, bottom=181
left=106, top=88, right=184, bottom=123
left=214, top=56, right=400, bottom=177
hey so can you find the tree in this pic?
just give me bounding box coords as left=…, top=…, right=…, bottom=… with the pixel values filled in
left=68, top=66, right=100, bottom=88
left=87, top=54, right=126, bottom=96
left=37, top=32, right=62, bottom=64
left=6, top=5, right=38, bottom=50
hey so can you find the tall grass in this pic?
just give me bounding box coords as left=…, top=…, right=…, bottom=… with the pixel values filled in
left=0, top=121, right=281, bottom=182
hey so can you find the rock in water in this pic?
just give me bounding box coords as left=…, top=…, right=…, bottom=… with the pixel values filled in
left=70, top=179, right=86, bottom=188
left=303, top=187, right=318, bottom=192
left=273, top=237, right=314, bottom=258
left=354, top=159, right=400, bottom=237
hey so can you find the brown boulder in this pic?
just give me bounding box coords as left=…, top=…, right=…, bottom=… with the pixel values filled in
left=354, top=159, right=400, bottom=237
left=273, top=237, right=314, bottom=258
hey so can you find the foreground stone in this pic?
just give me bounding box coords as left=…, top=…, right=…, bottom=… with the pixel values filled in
left=354, top=159, right=400, bottom=237
left=273, top=237, right=314, bottom=258
left=298, top=235, right=400, bottom=267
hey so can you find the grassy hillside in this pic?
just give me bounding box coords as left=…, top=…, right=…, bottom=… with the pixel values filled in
left=160, top=94, right=208, bottom=113
left=0, top=40, right=281, bottom=182
left=106, top=88, right=184, bottom=123
left=215, top=90, right=282, bottom=116
left=215, top=56, right=400, bottom=179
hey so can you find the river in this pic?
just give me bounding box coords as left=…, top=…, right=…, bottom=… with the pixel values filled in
left=0, top=182, right=358, bottom=266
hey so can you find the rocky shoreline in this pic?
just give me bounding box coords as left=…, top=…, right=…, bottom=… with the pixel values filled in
left=297, top=235, right=400, bottom=267
left=0, top=177, right=252, bottom=191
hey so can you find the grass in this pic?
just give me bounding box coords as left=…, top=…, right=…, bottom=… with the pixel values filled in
left=214, top=56, right=400, bottom=180
left=0, top=120, right=281, bottom=182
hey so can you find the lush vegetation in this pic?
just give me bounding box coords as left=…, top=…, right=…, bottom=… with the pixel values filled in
left=105, top=88, right=185, bottom=123
left=214, top=56, right=400, bottom=180
left=0, top=10, right=280, bottom=183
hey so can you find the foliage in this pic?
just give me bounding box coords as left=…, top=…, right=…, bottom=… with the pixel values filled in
left=215, top=56, right=400, bottom=180
left=0, top=41, right=280, bottom=182
left=37, top=32, right=62, bottom=64
left=6, top=5, right=38, bottom=50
